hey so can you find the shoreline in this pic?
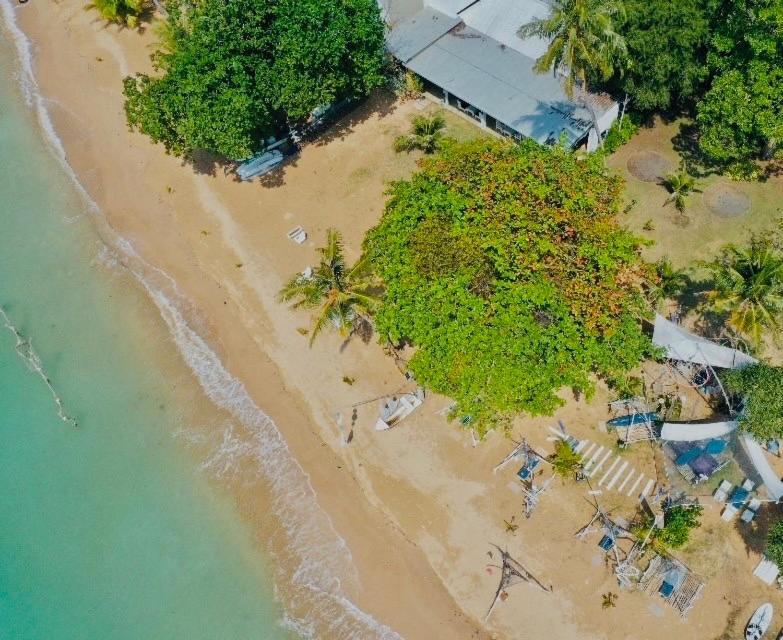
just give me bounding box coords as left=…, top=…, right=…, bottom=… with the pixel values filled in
left=0, top=1, right=492, bottom=637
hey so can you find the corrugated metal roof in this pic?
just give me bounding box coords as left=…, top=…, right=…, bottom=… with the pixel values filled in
left=405, top=23, right=597, bottom=144
left=425, top=0, right=476, bottom=17
left=386, top=7, right=461, bottom=63
left=459, top=0, right=550, bottom=59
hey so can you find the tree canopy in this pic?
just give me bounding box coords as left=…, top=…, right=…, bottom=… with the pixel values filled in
left=612, top=0, right=711, bottom=113
left=696, top=0, right=783, bottom=163
left=518, top=0, right=626, bottom=98
left=364, top=138, right=653, bottom=433
left=123, top=0, right=386, bottom=159
left=766, top=520, right=783, bottom=569
left=720, top=363, right=783, bottom=441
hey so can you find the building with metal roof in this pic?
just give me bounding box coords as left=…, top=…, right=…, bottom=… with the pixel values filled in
left=386, top=0, right=618, bottom=149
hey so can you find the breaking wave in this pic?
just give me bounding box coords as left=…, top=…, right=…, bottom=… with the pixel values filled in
left=0, top=6, right=404, bottom=636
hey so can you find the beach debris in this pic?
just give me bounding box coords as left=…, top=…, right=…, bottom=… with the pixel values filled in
left=342, top=376, right=355, bottom=385
left=287, top=226, right=308, bottom=244
left=602, top=592, right=618, bottom=609
left=484, top=545, right=552, bottom=621
left=503, top=516, right=519, bottom=535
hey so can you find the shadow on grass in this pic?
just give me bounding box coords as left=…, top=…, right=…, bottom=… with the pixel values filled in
left=671, top=122, right=721, bottom=180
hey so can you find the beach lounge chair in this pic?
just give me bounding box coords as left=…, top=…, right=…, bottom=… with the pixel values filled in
left=721, top=503, right=739, bottom=521
left=742, top=498, right=763, bottom=523
left=287, top=226, right=307, bottom=244
left=743, top=478, right=756, bottom=492
left=714, top=480, right=732, bottom=503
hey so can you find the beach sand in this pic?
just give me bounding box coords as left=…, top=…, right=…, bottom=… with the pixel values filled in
left=8, top=1, right=782, bottom=637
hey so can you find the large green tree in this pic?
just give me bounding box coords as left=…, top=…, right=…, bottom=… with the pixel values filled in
left=612, top=0, right=711, bottom=113
left=365, top=139, right=653, bottom=433
left=697, top=0, right=783, bottom=163
left=721, top=363, right=783, bottom=441
left=123, top=0, right=386, bottom=159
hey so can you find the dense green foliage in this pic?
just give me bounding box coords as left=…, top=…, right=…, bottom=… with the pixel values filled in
left=365, top=139, right=653, bottom=433
left=721, top=363, right=783, bottom=440
left=696, top=0, right=783, bottom=163
left=657, top=505, right=703, bottom=549
left=518, top=0, right=626, bottom=98
left=123, top=0, right=386, bottom=159
left=704, top=238, right=783, bottom=348
left=612, top=0, right=711, bottom=113
left=279, top=229, right=379, bottom=346
left=765, top=520, right=783, bottom=569
left=88, top=0, right=145, bottom=27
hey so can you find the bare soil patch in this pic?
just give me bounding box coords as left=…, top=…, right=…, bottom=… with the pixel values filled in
left=627, top=151, right=674, bottom=183
left=703, top=183, right=751, bottom=217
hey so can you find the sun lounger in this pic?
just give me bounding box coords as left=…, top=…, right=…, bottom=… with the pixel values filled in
left=287, top=226, right=307, bottom=244
left=721, top=504, right=739, bottom=521
left=714, top=480, right=732, bottom=504
left=742, top=498, right=763, bottom=523
left=742, top=479, right=756, bottom=491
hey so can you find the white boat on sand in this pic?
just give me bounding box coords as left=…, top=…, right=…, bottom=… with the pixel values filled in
left=746, top=603, right=773, bottom=640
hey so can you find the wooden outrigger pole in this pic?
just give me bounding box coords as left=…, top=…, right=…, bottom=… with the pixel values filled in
left=485, top=545, right=552, bottom=621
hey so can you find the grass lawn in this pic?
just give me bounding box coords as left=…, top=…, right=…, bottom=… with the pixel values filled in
left=607, top=118, right=783, bottom=268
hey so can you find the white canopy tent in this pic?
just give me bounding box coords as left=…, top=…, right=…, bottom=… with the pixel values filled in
left=741, top=434, right=783, bottom=501
left=660, top=421, right=737, bottom=442
left=652, top=314, right=757, bottom=369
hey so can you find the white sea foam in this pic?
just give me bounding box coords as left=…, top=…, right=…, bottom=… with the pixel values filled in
left=131, top=263, right=403, bottom=639
left=0, top=0, right=94, bottom=221
left=0, top=307, right=79, bottom=428
left=0, top=7, right=405, bottom=636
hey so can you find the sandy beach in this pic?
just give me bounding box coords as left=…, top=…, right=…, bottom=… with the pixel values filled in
left=5, top=1, right=781, bottom=637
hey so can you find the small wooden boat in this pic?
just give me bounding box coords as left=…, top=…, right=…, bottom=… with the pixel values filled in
left=746, top=603, right=773, bottom=640
left=606, top=412, right=658, bottom=429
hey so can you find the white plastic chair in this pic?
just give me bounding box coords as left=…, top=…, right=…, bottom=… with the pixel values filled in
left=714, top=480, right=732, bottom=503
left=741, top=509, right=756, bottom=523
left=742, top=478, right=756, bottom=491
left=287, top=226, right=307, bottom=244
left=721, top=504, right=739, bottom=521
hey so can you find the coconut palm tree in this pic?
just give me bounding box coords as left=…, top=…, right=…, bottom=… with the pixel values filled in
left=703, top=239, right=783, bottom=349
left=87, top=0, right=145, bottom=27
left=279, top=229, right=380, bottom=346
left=650, top=258, right=689, bottom=308
left=518, top=0, right=626, bottom=147
left=393, top=113, right=446, bottom=154
left=663, top=169, right=700, bottom=213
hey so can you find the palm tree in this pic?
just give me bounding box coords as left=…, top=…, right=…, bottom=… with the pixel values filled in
left=650, top=258, right=689, bottom=308
left=601, top=592, right=617, bottom=609
left=518, top=0, right=626, bottom=147
left=393, top=113, right=446, bottom=154
left=704, top=239, right=783, bottom=349
left=279, top=229, right=380, bottom=346
left=663, top=169, right=700, bottom=213
left=87, top=0, right=145, bottom=27
left=517, top=0, right=626, bottom=98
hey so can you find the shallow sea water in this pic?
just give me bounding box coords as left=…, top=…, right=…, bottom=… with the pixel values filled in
left=0, top=24, right=292, bottom=640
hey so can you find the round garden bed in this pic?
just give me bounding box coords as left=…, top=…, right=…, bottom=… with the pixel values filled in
left=703, top=183, right=751, bottom=217
left=626, top=151, right=674, bottom=183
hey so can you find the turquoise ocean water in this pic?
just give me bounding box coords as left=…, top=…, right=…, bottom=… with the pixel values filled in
left=0, top=19, right=292, bottom=640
